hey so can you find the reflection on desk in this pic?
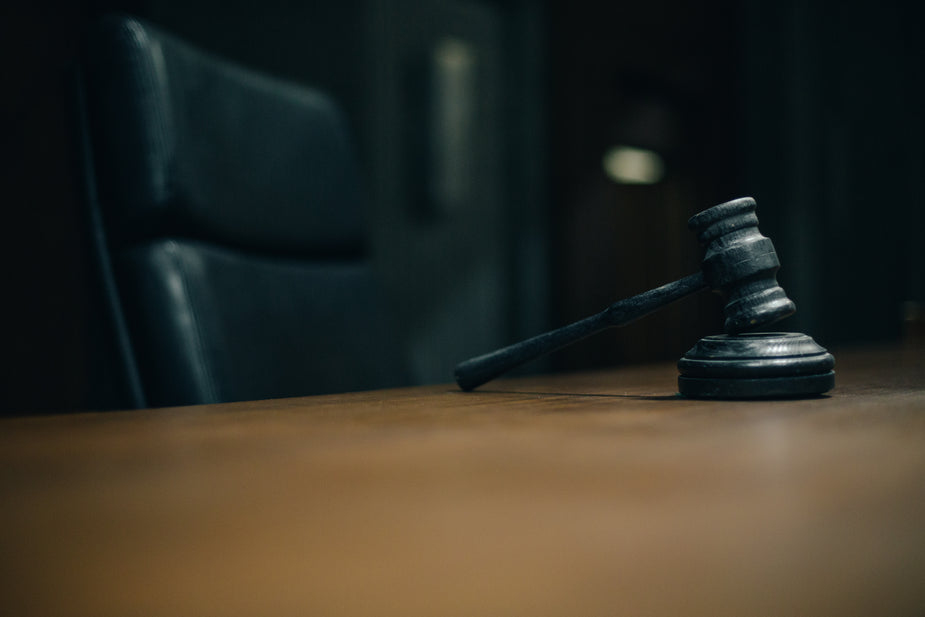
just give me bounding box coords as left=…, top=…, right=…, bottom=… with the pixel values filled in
left=2, top=344, right=924, bottom=616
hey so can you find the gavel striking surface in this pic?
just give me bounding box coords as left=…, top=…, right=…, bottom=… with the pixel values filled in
left=678, top=332, right=835, bottom=398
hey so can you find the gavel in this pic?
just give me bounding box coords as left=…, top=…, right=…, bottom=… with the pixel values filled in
left=454, top=197, right=797, bottom=391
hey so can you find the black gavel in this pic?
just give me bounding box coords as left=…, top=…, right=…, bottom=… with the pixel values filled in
left=454, top=197, right=797, bottom=391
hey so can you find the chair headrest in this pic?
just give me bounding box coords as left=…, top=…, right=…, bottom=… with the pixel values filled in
left=82, top=14, right=367, bottom=256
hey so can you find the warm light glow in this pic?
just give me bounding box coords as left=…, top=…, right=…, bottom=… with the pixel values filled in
left=602, top=145, right=665, bottom=185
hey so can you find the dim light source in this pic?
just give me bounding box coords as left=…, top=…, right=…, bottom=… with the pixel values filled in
left=602, top=145, right=665, bottom=185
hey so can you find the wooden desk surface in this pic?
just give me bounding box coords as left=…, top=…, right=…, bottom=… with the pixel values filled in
left=2, top=344, right=924, bottom=616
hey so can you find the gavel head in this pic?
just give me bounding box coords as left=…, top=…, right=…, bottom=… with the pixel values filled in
left=688, top=197, right=796, bottom=333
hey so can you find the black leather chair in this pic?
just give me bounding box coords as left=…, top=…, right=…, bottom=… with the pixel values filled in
left=75, top=14, right=407, bottom=409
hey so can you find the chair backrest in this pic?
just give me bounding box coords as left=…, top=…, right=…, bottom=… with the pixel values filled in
left=76, top=14, right=407, bottom=408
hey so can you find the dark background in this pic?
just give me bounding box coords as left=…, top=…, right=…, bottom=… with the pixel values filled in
left=3, top=0, right=923, bottom=413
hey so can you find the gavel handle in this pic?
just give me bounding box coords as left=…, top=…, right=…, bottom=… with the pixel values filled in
left=454, top=272, right=707, bottom=391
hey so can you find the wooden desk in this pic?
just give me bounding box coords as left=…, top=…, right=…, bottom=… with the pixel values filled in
left=2, top=344, right=924, bottom=616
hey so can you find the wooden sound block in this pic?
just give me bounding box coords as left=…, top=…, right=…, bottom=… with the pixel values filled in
left=677, top=332, right=835, bottom=399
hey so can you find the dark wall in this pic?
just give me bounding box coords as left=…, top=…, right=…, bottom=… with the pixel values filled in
left=1, top=2, right=94, bottom=412
left=3, top=0, right=921, bottom=412
left=743, top=0, right=925, bottom=349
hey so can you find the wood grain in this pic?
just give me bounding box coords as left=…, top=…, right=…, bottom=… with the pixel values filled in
left=2, top=343, right=924, bottom=616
